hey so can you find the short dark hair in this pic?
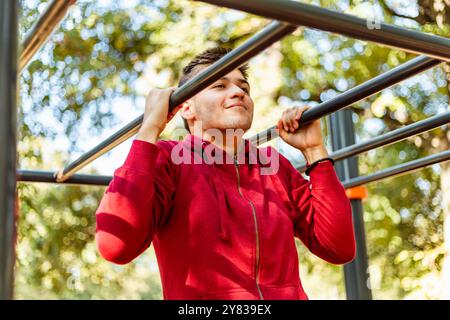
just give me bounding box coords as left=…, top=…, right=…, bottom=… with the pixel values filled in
left=177, top=47, right=249, bottom=133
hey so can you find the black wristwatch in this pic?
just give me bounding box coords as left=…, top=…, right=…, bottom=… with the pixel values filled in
left=305, top=157, right=335, bottom=176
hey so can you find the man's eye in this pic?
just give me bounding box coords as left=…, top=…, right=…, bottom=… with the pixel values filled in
left=214, top=84, right=225, bottom=89
left=241, top=87, right=249, bottom=93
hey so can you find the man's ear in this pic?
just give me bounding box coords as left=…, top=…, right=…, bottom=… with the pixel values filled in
left=181, top=101, right=195, bottom=121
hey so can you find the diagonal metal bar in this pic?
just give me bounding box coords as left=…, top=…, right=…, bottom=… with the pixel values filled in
left=343, top=149, right=450, bottom=189
left=17, top=170, right=111, bottom=186
left=197, top=0, right=450, bottom=62
left=296, top=111, right=450, bottom=172
left=248, top=56, right=441, bottom=146
left=19, top=0, right=76, bottom=73
left=56, top=21, right=297, bottom=182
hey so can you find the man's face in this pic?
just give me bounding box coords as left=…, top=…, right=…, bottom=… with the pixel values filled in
left=182, top=69, right=254, bottom=133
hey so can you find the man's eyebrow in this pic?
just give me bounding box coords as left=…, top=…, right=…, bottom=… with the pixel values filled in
left=218, top=76, right=250, bottom=87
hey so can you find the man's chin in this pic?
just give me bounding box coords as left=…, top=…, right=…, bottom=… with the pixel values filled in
left=224, top=123, right=251, bottom=132
left=200, top=118, right=252, bottom=133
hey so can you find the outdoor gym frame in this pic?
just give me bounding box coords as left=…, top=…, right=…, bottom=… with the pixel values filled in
left=1, top=0, right=450, bottom=300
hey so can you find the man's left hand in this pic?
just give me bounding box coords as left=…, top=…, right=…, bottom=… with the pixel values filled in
left=276, top=105, right=328, bottom=163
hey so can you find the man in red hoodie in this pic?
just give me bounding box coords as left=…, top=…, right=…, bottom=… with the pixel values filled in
left=96, top=47, right=356, bottom=300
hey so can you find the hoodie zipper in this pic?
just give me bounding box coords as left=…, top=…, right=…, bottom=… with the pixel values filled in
left=234, top=155, right=264, bottom=300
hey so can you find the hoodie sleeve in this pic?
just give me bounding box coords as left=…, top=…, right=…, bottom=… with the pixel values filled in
left=279, top=153, right=356, bottom=265
left=95, top=139, right=177, bottom=265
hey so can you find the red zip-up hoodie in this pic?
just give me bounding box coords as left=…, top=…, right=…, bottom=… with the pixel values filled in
left=96, top=133, right=355, bottom=300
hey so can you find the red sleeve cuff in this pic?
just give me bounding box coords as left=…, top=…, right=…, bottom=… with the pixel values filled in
left=308, top=161, right=341, bottom=190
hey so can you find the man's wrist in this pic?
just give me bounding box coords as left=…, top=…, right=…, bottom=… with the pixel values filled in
left=301, top=145, right=329, bottom=164
left=136, top=125, right=161, bottom=144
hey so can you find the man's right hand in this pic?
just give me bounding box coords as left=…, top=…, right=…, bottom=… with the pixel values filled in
left=136, top=87, right=182, bottom=144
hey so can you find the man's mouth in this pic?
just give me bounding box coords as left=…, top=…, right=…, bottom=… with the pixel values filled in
left=225, top=103, right=246, bottom=110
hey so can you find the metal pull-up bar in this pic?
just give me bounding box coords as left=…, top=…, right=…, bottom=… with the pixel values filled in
left=55, top=21, right=297, bottom=182
left=19, top=0, right=76, bottom=73
left=36, top=56, right=444, bottom=185
left=248, top=56, right=441, bottom=146
left=197, top=0, right=450, bottom=62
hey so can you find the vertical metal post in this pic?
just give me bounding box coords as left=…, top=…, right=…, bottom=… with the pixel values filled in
left=0, top=0, right=18, bottom=300
left=329, top=109, right=372, bottom=300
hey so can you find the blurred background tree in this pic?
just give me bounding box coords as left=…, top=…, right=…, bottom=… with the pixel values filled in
left=15, top=0, right=449, bottom=299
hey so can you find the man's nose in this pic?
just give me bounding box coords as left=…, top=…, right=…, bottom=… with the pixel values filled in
left=229, top=84, right=245, bottom=99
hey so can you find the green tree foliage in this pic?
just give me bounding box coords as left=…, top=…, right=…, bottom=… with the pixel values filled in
left=15, top=0, right=448, bottom=299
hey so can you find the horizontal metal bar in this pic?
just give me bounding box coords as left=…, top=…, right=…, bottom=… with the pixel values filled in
left=56, top=21, right=297, bottom=182
left=343, top=149, right=450, bottom=189
left=19, top=0, right=76, bottom=73
left=17, top=170, right=111, bottom=186
left=249, top=55, right=441, bottom=146
left=197, top=0, right=450, bottom=62
left=296, top=111, right=450, bottom=172
left=19, top=149, right=450, bottom=188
